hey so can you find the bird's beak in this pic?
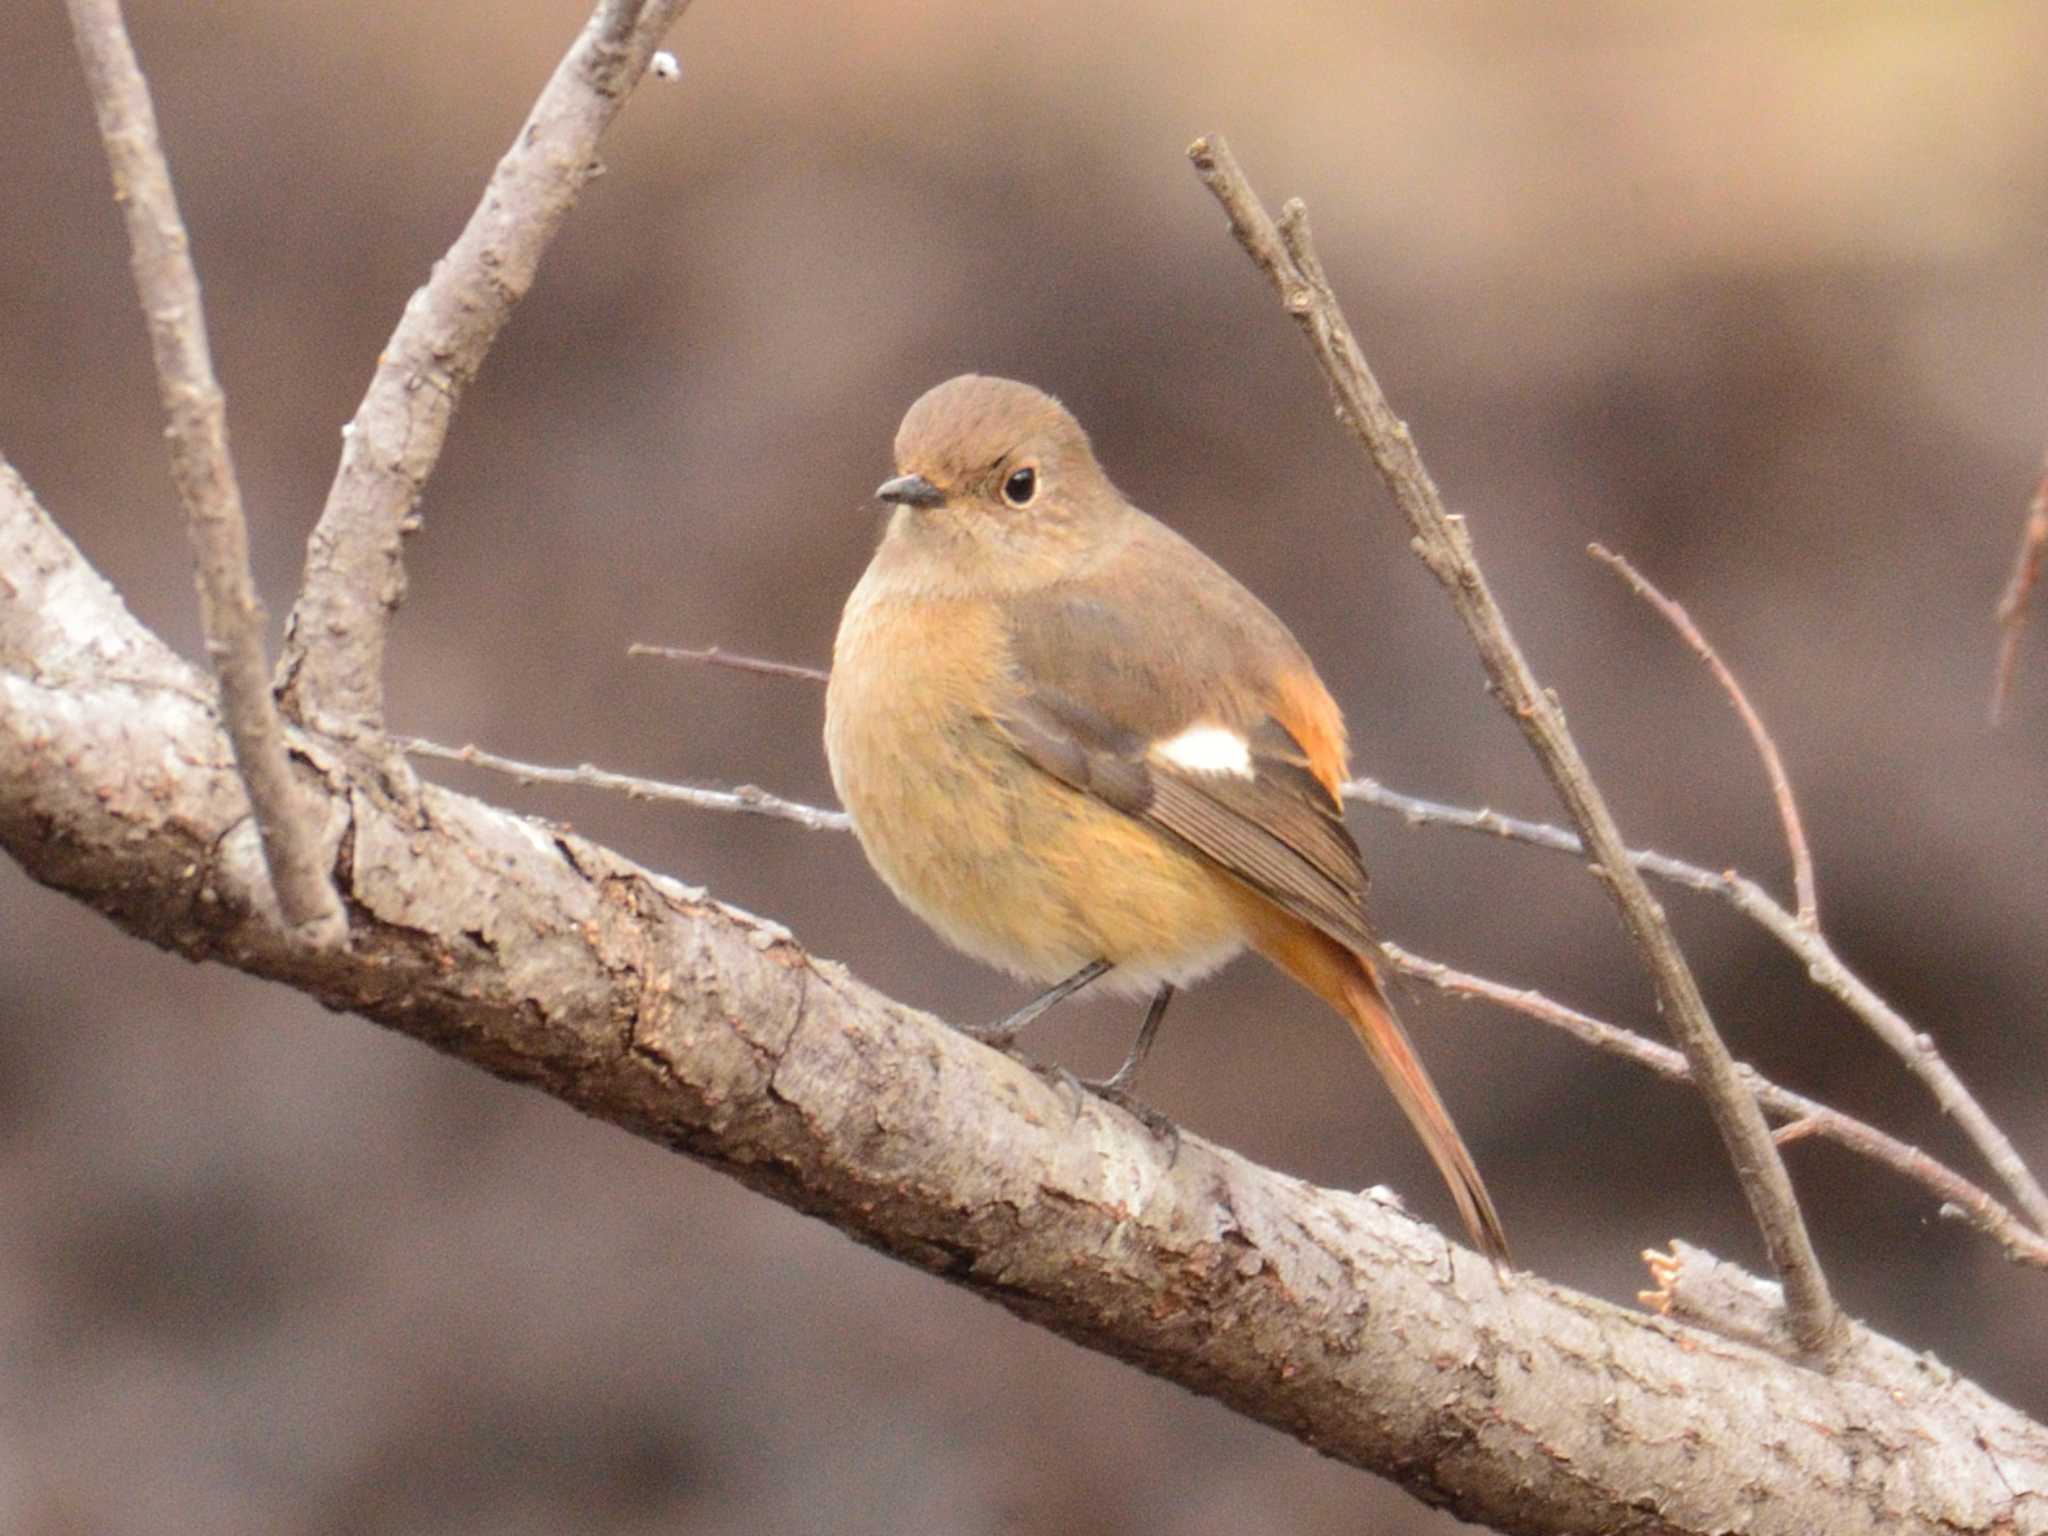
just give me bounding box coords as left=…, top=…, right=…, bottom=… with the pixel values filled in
left=876, top=473, right=944, bottom=508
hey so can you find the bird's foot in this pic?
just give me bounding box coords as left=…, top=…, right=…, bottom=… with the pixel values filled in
left=1041, top=1064, right=1181, bottom=1164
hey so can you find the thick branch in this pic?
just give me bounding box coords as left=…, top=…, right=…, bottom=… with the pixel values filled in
left=4, top=459, right=2045, bottom=1536
left=275, top=0, right=689, bottom=736
left=66, top=0, right=345, bottom=946
left=1190, top=134, right=1844, bottom=1360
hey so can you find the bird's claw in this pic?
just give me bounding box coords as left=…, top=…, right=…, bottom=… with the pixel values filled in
left=1040, top=1065, right=1181, bottom=1165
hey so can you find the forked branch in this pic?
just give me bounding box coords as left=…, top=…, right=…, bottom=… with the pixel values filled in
left=1382, top=943, right=2048, bottom=1269
left=1586, top=545, right=2048, bottom=1231
left=66, top=0, right=345, bottom=946
left=276, top=0, right=692, bottom=737
left=1188, top=132, right=1845, bottom=1359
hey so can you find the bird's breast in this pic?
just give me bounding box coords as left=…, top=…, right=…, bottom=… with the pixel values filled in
left=824, top=580, right=1246, bottom=989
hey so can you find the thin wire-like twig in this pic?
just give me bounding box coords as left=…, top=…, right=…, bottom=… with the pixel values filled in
left=398, top=738, right=851, bottom=831
left=1380, top=943, right=2048, bottom=1270
left=1567, top=548, right=2037, bottom=1226
left=548, top=617, right=2048, bottom=1235
left=66, top=0, right=344, bottom=948
left=276, top=0, right=691, bottom=738
left=1588, top=544, right=1817, bottom=928
left=629, top=643, right=831, bottom=684
left=1991, top=453, right=2048, bottom=724
left=1189, top=133, right=1844, bottom=1358
left=409, top=732, right=2046, bottom=1269
left=1347, top=776, right=2048, bottom=1232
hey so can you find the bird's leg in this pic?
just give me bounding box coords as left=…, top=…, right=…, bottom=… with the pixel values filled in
left=1068, top=986, right=1181, bottom=1160
left=1085, top=984, right=1174, bottom=1098
left=960, top=958, right=1112, bottom=1047
left=966, top=970, right=1183, bottom=1160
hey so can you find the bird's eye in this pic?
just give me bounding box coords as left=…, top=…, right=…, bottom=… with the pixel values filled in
left=1001, top=466, right=1037, bottom=507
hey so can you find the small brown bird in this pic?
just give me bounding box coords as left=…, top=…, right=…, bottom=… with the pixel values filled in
left=825, top=375, right=1508, bottom=1263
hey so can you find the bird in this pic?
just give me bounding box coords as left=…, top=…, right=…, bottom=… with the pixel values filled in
left=823, top=374, right=1508, bottom=1264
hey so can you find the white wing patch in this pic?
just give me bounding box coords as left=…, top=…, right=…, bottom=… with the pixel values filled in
left=1154, top=723, right=1254, bottom=778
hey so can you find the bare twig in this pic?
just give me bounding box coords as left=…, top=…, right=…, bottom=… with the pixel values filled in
left=276, top=0, right=692, bottom=737
left=66, top=0, right=344, bottom=948
left=1382, top=943, right=2048, bottom=1270
left=489, top=614, right=2048, bottom=1245
left=1991, top=454, right=2048, bottom=724
left=1589, top=544, right=1817, bottom=927
left=398, top=738, right=851, bottom=832
left=397, top=722, right=2046, bottom=1268
left=1348, top=776, right=2048, bottom=1232
left=629, top=643, right=831, bottom=684
left=1190, top=133, right=1844, bottom=1359
left=1569, top=547, right=2035, bottom=1231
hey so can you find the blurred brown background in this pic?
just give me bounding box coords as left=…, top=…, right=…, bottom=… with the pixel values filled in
left=5, top=2, right=2047, bottom=1532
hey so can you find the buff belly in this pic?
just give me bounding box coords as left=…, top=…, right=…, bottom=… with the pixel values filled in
left=825, top=588, right=1246, bottom=993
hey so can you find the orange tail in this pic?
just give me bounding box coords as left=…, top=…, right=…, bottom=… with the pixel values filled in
left=1254, top=915, right=1510, bottom=1265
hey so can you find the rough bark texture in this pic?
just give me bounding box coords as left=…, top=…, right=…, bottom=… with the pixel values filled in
left=4, top=464, right=2046, bottom=1534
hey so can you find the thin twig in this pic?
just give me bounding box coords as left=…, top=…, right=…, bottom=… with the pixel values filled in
left=1347, top=776, right=2048, bottom=1232
left=1589, top=544, right=1818, bottom=927
left=1991, top=453, right=2048, bottom=724
left=542, top=618, right=2048, bottom=1238
left=1190, top=133, right=1844, bottom=1359
left=629, top=643, right=830, bottom=684
left=401, top=724, right=2047, bottom=1269
left=1381, top=943, right=2048, bottom=1271
left=66, top=0, right=345, bottom=948
left=398, top=738, right=851, bottom=832
left=276, top=0, right=692, bottom=737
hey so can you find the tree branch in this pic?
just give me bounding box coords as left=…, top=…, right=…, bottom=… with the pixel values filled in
left=1586, top=544, right=2048, bottom=1228
left=1991, top=451, right=2048, bottom=724
left=1189, top=133, right=1846, bottom=1360
left=386, top=734, right=2048, bottom=1269
left=1588, top=544, right=1818, bottom=927
left=4, top=458, right=2045, bottom=1536
left=398, top=736, right=851, bottom=831
left=274, top=0, right=690, bottom=738
left=1347, top=777, right=2048, bottom=1233
left=65, top=0, right=345, bottom=946
left=1381, top=942, right=2048, bottom=1270
left=628, top=642, right=832, bottom=684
